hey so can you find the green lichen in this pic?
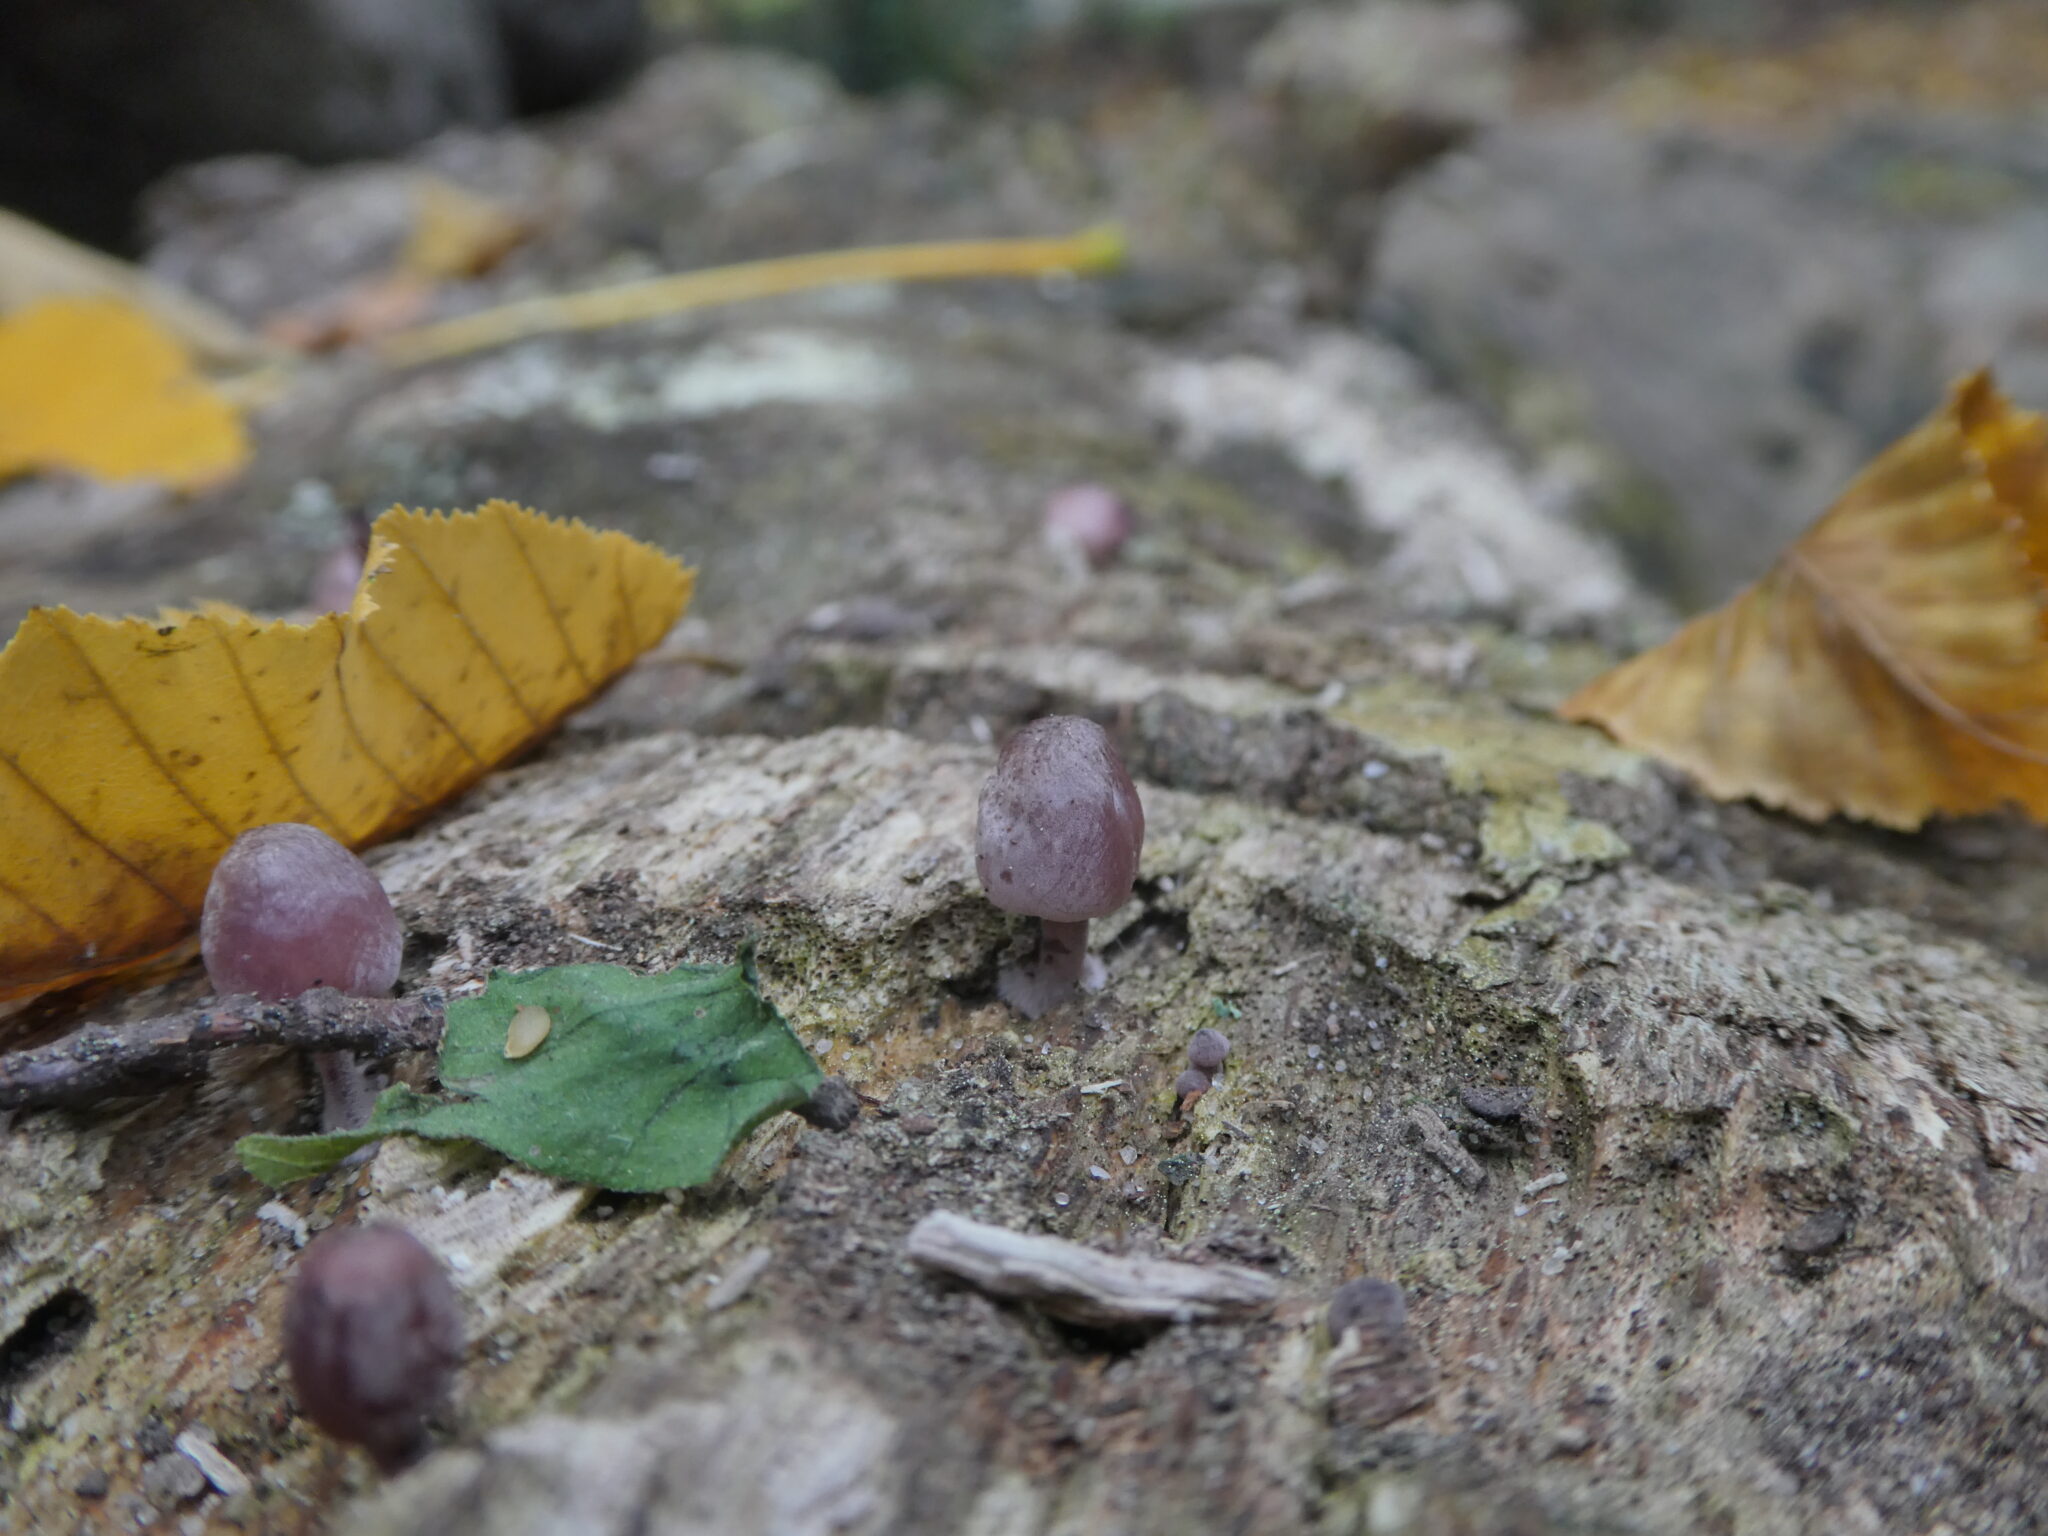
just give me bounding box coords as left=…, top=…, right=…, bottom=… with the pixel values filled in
left=1334, top=678, right=1636, bottom=892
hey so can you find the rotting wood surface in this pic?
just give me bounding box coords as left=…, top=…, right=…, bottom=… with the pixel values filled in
left=6, top=50, right=2048, bottom=1536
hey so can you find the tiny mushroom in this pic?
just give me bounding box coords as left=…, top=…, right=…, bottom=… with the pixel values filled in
left=1187, top=1027, right=1230, bottom=1075
left=201, top=822, right=403, bottom=1129
left=284, top=1224, right=463, bottom=1475
left=1172, top=1068, right=1213, bottom=1111
left=306, top=510, right=372, bottom=614
left=1043, top=483, right=1135, bottom=570
left=975, top=716, right=1145, bottom=1019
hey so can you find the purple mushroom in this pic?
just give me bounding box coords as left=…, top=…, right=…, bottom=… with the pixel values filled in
left=1043, top=483, right=1135, bottom=570
left=975, top=716, right=1145, bottom=1019
left=201, top=822, right=402, bottom=1129
left=284, top=1224, right=463, bottom=1474
left=1187, top=1028, right=1230, bottom=1075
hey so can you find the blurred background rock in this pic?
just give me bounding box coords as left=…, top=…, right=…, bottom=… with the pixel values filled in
left=4, top=0, right=2041, bottom=614
left=0, top=0, right=647, bottom=249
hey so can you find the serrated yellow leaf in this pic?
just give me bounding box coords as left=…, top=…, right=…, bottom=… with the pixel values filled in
left=0, top=295, right=249, bottom=487
left=0, top=500, right=692, bottom=999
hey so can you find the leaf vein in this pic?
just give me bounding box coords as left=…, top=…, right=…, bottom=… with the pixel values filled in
left=202, top=614, right=349, bottom=840
left=52, top=618, right=232, bottom=842
left=333, top=644, right=425, bottom=815
left=0, top=747, right=195, bottom=920
left=0, top=865, right=84, bottom=949
left=384, top=528, right=543, bottom=730
left=501, top=512, right=595, bottom=694
left=357, top=624, right=486, bottom=767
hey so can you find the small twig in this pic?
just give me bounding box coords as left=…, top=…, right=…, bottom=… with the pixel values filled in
left=0, top=989, right=445, bottom=1112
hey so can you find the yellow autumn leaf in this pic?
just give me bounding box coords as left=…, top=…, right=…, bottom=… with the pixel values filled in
left=0, top=206, right=268, bottom=368
left=0, top=500, right=692, bottom=1000
left=0, top=295, right=250, bottom=488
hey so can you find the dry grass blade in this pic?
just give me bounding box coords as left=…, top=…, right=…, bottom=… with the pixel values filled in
left=380, top=226, right=1127, bottom=366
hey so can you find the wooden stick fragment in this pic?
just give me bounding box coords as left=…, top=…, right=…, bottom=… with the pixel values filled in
left=0, top=990, right=445, bottom=1111
left=904, top=1210, right=1278, bottom=1329
left=1406, top=1106, right=1485, bottom=1189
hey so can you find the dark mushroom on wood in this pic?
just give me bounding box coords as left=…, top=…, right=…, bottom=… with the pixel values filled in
left=284, top=1224, right=463, bottom=1474
left=975, top=716, right=1145, bottom=1019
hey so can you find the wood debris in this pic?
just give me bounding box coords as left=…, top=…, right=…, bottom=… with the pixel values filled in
left=1407, top=1106, right=1485, bottom=1189
left=904, top=1210, right=1278, bottom=1329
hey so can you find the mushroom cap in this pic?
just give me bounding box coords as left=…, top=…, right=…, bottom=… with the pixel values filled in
left=1043, top=483, right=1135, bottom=568
left=1187, top=1028, right=1230, bottom=1074
left=976, top=716, right=1145, bottom=925
left=284, top=1224, right=463, bottom=1471
left=201, top=823, right=401, bottom=1001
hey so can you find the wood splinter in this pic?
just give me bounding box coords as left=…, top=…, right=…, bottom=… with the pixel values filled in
left=1407, top=1106, right=1485, bottom=1190
left=904, top=1209, right=1278, bottom=1329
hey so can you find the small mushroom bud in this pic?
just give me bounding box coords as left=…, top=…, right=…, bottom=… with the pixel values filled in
left=1173, top=1068, right=1212, bottom=1110
left=1327, top=1276, right=1407, bottom=1343
left=975, top=716, right=1145, bottom=1020
left=1187, top=1028, right=1230, bottom=1075
left=1043, top=483, right=1135, bottom=570
left=284, top=1224, right=462, bottom=1475
left=202, top=822, right=403, bottom=1128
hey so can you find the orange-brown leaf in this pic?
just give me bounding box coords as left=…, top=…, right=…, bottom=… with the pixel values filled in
left=1561, top=370, right=2048, bottom=829
left=0, top=501, right=692, bottom=999
left=0, top=296, right=249, bottom=487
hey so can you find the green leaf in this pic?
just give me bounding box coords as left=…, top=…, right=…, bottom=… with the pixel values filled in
left=235, top=958, right=825, bottom=1191
left=235, top=1127, right=380, bottom=1186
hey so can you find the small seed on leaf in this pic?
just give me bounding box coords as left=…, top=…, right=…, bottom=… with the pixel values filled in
left=504, top=1004, right=551, bottom=1059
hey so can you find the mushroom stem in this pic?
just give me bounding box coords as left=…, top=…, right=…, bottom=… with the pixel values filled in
left=367, top=1429, right=433, bottom=1477
left=1037, top=919, right=1090, bottom=988
left=997, top=919, right=1091, bottom=1020
left=315, top=1049, right=375, bottom=1132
